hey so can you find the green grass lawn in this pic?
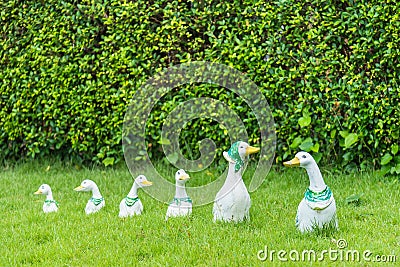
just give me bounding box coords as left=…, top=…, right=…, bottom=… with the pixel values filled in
left=0, top=160, right=399, bottom=266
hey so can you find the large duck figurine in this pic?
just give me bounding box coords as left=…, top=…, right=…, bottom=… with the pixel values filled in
left=284, top=151, right=338, bottom=233
left=119, top=175, right=153, bottom=218
left=165, top=169, right=192, bottom=220
left=213, top=141, right=260, bottom=222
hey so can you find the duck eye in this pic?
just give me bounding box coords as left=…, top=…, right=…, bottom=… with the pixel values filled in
left=41, top=186, right=45, bottom=189
left=177, top=171, right=180, bottom=175
left=302, top=155, right=307, bottom=159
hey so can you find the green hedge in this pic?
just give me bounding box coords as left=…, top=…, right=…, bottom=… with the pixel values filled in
left=1, top=0, right=399, bottom=173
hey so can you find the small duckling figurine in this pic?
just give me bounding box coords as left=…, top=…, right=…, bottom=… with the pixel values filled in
left=165, top=169, right=192, bottom=220
left=34, top=184, right=59, bottom=213
left=284, top=151, right=338, bottom=233
left=74, top=179, right=105, bottom=215
left=213, top=141, right=260, bottom=222
left=119, top=175, right=153, bottom=218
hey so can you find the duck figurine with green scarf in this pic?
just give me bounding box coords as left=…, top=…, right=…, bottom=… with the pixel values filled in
left=119, top=175, right=153, bottom=218
left=34, top=184, right=59, bottom=213
left=284, top=151, right=338, bottom=233
left=165, top=169, right=192, bottom=220
left=74, top=179, right=105, bottom=215
left=213, top=141, right=260, bottom=222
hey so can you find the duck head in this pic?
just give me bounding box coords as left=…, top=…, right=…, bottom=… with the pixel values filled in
left=74, top=179, right=96, bottom=192
left=175, top=169, right=190, bottom=184
left=34, top=184, right=51, bottom=195
left=283, top=151, right=314, bottom=168
left=134, top=175, right=153, bottom=188
left=223, top=141, right=260, bottom=172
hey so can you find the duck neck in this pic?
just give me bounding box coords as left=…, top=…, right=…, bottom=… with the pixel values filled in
left=46, top=191, right=54, bottom=201
left=174, top=182, right=188, bottom=198
left=224, top=162, right=243, bottom=186
left=127, top=182, right=139, bottom=198
left=91, top=185, right=103, bottom=199
left=305, top=162, right=326, bottom=192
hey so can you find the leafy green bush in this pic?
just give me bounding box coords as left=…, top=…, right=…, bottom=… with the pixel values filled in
left=1, top=0, right=399, bottom=172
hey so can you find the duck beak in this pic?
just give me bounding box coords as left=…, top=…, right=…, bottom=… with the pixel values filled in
left=283, top=156, right=300, bottom=167
left=34, top=190, right=42, bottom=195
left=141, top=180, right=153, bottom=186
left=179, top=174, right=190, bottom=181
left=74, top=185, right=84, bottom=191
left=245, top=146, right=260, bottom=155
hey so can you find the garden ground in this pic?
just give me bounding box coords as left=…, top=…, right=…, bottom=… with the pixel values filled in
left=0, top=160, right=399, bottom=266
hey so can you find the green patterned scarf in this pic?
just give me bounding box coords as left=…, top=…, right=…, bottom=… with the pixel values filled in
left=44, top=199, right=59, bottom=207
left=124, top=196, right=139, bottom=207
left=227, top=141, right=244, bottom=172
left=90, top=197, right=104, bottom=206
left=304, top=186, right=333, bottom=210
left=170, top=197, right=192, bottom=205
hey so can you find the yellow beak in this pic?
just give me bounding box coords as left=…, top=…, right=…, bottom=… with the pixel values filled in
left=34, top=190, right=42, bottom=195
left=141, top=180, right=153, bottom=186
left=179, top=174, right=190, bottom=180
left=283, top=156, right=300, bottom=167
left=245, top=146, right=260, bottom=155
left=74, top=185, right=84, bottom=191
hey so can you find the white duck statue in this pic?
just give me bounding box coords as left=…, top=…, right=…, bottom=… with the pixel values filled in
left=284, top=151, right=338, bottom=233
left=34, top=184, right=59, bottom=213
left=165, top=169, right=192, bottom=220
left=119, top=175, right=153, bottom=218
left=213, top=141, right=260, bottom=222
left=74, top=179, right=105, bottom=214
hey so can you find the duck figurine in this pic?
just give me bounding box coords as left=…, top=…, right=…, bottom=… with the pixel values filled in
left=74, top=179, right=105, bottom=214
left=119, top=175, right=153, bottom=218
left=213, top=141, right=260, bottom=222
left=34, top=184, right=59, bottom=213
left=165, top=169, right=192, bottom=220
left=284, top=151, right=338, bottom=233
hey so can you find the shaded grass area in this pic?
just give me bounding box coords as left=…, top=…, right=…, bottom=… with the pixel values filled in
left=0, top=160, right=399, bottom=266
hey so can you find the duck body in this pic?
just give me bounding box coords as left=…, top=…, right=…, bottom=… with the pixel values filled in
left=84, top=197, right=105, bottom=215
left=166, top=170, right=192, bottom=220
left=213, top=141, right=260, bottom=223
left=296, top=191, right=337, bottom=232
left=74, top=179, right=105, bottom=215
left=34, top=184, right=59, bottom=213
left=284, top=151, right=338, bottom=233
left=119, top=197, right=143, bottom=217
left=213, top=165, right=250, bottom=222
left=119, top=175, right=152, bottom=218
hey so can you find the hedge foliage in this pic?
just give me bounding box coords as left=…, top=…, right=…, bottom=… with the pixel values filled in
left=1, top=0, right=399, bottom=173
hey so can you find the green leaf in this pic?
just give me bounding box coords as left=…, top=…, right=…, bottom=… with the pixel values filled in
left=290, top=137, right=303, bottom=149
left=344, top=133, right=358, bottom=148
left=313, top=152, right=322, bottom=163
left=394, top=163, right=400, bottom=174
left=380, top=165, right=392, bottom=175
left=391, top=144, right=398, bottom=155
left=167, top=152, right=179, bottom=164
left=299, top=138, right=314, bottom=152
left=380, top=153, right=393, bottom=165
left=346, top=193, right=363, bottom=205
left=158, top=138, right=171, bottom=145
left=298, top=115, right=311, bottom=127
left=330, top=129, right=337, bottom=139
left=339, top=131, right=349, bottom=138
left=311, top=143, right=320, bottom=153
left=102, top=157, right=115, bottom=166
